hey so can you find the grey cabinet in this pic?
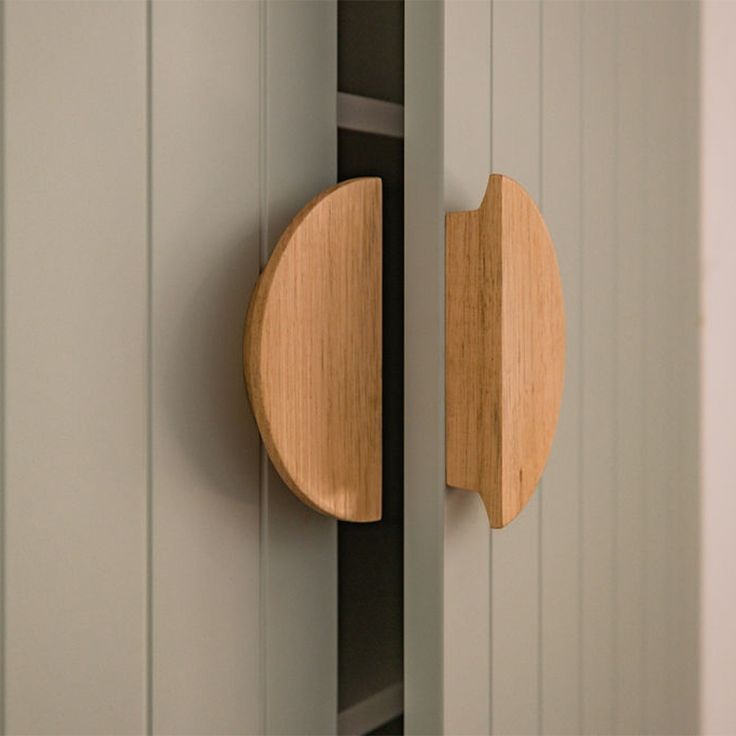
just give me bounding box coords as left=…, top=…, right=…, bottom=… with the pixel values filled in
left=0, top=2, right=700, bottom=735
left=405, top=2, right=699, bottom=735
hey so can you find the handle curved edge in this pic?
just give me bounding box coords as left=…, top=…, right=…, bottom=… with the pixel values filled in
left=244, top=178, right=383, bottom=522
left=446, top=174, right=565, bottom=528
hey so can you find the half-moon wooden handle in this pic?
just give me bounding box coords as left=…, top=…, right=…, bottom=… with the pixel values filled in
left=446, top=174, right=565, bottom=528
left=244, top=178, right=382, bottom=522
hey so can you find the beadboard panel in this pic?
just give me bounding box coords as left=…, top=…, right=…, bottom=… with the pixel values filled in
left=404, top=2, right=700, bottom=734
left=614, top=4, right=647, bottom=732
left=642, top=4, right=695, bottom=733
left=540, top=3, right=582, bottom=733
left=2, top=1, right=337, bottom=732
left=3, top=2, right=149, bottom=732
left=150, top=2, right=262, bottom=732
left=261, top=2, right=338, bottom=733
left=489, top=3, right=542, bottom=734
left=404, top=2, right=445, bottom=732
left=580, top=4, right=618, bottom=733
left=442, top=2, right=492, bottom=733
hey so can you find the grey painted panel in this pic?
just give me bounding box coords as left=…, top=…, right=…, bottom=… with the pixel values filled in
left=580, top=3, right=617, bottom=733
left=407, top=3, right=700, bottom=734
left=3, top=1, right=148, bottom=732
left=642, top=4, right=700, bottom=733
left=263, top=2, right=338, bottom=733
left=667, top=7, right=700, bottom=732
left=404, top=1, right=445, bottom=733
left=3, top=1, right=338, bottom=732
left=643, top=5, right=675, bottom=732
left=615, top=4, right=647, bottom=732
left=490, top=2, right=542, bottom=733
left=671, top=5, right=700, bottom=733
left=151, top=2, right=262, bottom=732
left=540, top=3, right=582, bottom=733
left=442, top=2, right=492, bottom=731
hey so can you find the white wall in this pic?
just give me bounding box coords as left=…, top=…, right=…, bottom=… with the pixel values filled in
left=701, top=3, right=736, bottom=734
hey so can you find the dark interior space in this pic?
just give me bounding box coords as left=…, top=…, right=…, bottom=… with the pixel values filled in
left=337, top=2, right=405, bottom=733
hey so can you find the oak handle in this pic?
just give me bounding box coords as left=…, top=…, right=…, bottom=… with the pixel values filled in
left=244, top=178, right=383, bottom=522
left=446, top=174, right=565, bottom=528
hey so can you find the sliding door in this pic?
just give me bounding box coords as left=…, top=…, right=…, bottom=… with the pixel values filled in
left=1, top=2, right=337, bottom=733
left=404, top=1, right=700, bottom=733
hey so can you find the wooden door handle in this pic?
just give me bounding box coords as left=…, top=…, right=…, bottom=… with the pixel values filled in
left=244, top=178, right=382, bottom=522
left=446, top=174, right=565, bottom=528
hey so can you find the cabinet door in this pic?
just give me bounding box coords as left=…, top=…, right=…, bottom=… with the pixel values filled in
left=2, top=2, right=337, bottom=734
left=404, top=2, right=700, bottom=734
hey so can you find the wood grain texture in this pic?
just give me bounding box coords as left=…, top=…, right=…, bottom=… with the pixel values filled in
left=446, top=174, right=564, bottom=528
left=245, top=177, right=382, bottom=522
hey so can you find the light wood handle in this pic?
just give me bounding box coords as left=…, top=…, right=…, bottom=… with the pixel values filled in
left=446, top=174, right=565, bottom=528
left=244, top=178, right=382, bottom=522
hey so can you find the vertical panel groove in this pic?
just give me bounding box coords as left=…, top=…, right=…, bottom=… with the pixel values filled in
left=537, top=5, right=544, bottom=733
left=639, top=31, right=649, bottom=725
left=258, top=2, right=268, bottom=732
left=540, top=4, right=582, bottom=730
left=615, top=4, right=648, bottom=731
left=0, top=0, right=5, bottom=730
left=611, top=3, right=620, bottom=726
left=145, top=2, right=154, bottom=734
left=576, top=4, right=585, bottom=731
left=488, top=3, right=493, bottom=733
left=641, top=8, right=650, bottom=721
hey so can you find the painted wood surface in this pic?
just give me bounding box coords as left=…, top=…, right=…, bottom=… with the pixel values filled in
left=446, top=174, right=564, bottom=529
left=260, top=4, right=337, bottom=734
left=404, top=2, right=446, bottom=733
left=405, top=1, right=700, bottom=734
left=245, top=178, right=382, bottom=522
left=580, top=4, right=617, bottom=732
left=441, top=2, right=492, bottom=732
left=490, top=3, right=543, bottom=732
left=3, top=2, right=149, bottom=732
left=615, top=4, right=647, bottom=732
left=150, top=2, right=262, bottom=732
left=1, top=1, right=337, bottom=733
left=540, top=3, right=583, bottom=732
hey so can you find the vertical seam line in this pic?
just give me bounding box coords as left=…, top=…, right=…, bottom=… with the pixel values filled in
left=577, top=3, right=585, bottom=734
left=258, top=1, right=269, bottom=732
left=0, top=1, right=6, bottom=731
left=488, top=1, right=494, bottom=732
left=641, top=6, right=650, bottom=728
left=145, top=1, right=154, bottom=733
left=537, top=2, right=544, bottom=733
left=612, top=4, right=620, bottom=732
